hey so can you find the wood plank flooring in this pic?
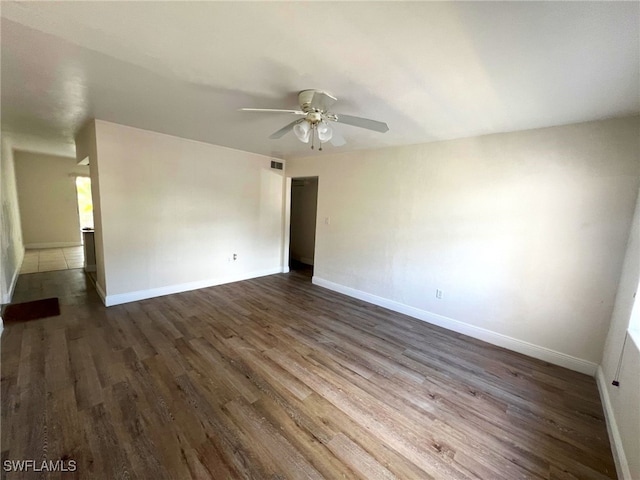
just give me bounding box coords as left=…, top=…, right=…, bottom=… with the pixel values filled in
left=1, top=269, right=617, bottom=479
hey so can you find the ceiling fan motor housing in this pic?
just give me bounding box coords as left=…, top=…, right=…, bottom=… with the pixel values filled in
left=299, top=89, right=336, bottom=114
left=306, top=111, right=323, bottom=124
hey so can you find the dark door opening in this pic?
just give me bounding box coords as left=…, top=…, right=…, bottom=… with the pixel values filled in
left=289, top=177, right=318, bottom=277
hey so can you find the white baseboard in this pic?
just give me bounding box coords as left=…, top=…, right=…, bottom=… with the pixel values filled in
left=103, top=267, right=285, bottom=307
left=596, top=366, right=632, bottom=480
left=282, top=266, right=290, bottom=273
left=1, top=247, right=24, bottom=305
left=8, top=264, right=20, bottom=301
left=95, top=282, right=107, bottom=305
left=6, top=257, right=21, bottom=302
left=25, top=242, right=82, bottom=249
left=312, top=276, right=598, bottom=376
left=1, top=247, right=25, bottom=334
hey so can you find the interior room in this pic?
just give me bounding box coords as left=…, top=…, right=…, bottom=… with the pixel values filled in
left=1, top=2, right=638, bottom=479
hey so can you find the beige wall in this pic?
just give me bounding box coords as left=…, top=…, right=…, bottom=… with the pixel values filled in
left=89, top=120, right=285, bottom=305
left=287, top=116, right=640, bottom=371
left=14, top=151, right=89, bottom=248
left=290, top=177, right=318, bottom=265
left=599, top=187, right=640, bottom=480
left=0, top=135, right=24, bottom=304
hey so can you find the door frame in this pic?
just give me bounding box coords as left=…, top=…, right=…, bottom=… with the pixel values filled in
left=282, top=175, right=319, bottom=273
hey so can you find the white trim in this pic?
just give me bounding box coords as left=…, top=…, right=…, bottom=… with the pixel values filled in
left=596, top=366, right=632, bottom=480
left=7, top=264, right=20, bottom=302
left=312, top=276, right=598, bottom=376
left=282, top=266, right=290, bottom=273
left=2, top=246, right=24, bottom=304
left=1, top=247, right=25, bottom=332
left=282, top=176, right=292, bottom=275
left=25, top=242, right=82, bottom=249
left=103, top=267, right=285, bottom=307
left=95, top=282, right=107, bottom=305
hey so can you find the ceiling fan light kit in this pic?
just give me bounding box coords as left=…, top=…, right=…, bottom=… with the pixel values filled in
left=293, top=120, right=310, bottom=143
left=293, top=119, right=333, bottom=150
left=241, top=89, right=389, bottom=151
left=317, top=121, right=333, bottom=142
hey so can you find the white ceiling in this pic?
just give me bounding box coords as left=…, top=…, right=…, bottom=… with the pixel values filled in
left=1, top=1, right=638, bottom=159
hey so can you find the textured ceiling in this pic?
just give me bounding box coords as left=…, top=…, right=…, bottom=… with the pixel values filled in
left=1, top=1, right=638, bottom=159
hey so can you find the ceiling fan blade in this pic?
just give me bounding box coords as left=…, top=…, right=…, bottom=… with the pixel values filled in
left=269, top=119, right=302, bottom=139
left=329, top=128, right=346, bottom=147
left=241, top=108, right=304, bottom=114
left=309, top=91, right=337, bottom=112
left=334, top=113, right=389, bottom=133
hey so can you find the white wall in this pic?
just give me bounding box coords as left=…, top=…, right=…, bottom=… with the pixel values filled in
left=290, top=177, right=318, bottom=265
left=598, top=186, right=640, bottom=480
left=287, top=116, right=640, bottom=373
left=88, top=120, right=285, bottom=305
left=14, top=151, right=89, bottom=248
left=0, top=135, right=25, bottom=305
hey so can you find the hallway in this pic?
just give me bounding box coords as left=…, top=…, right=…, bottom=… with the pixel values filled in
left=20, top=246, right=84, bottom=274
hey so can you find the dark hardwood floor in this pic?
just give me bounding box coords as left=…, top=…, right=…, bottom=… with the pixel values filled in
left=1, top=269, right=616, bottom=479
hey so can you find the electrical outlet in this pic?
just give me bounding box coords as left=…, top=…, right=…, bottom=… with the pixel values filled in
left=233, top=253, right=238, bottom=261
left=436, top=289, right=443, bottom=299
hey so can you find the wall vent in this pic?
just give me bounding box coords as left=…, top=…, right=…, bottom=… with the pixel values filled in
left=271, top=161, right=283, bottom=170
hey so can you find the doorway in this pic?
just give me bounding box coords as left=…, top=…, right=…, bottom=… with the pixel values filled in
left=75, top=176, right=94, bottom=230
left=75, top=176, right=96, bottom=276
left=289, top=177, right=318, bottom=277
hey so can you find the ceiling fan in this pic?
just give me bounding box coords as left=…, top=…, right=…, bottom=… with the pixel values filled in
left=241, top=89, right=389, bottom=151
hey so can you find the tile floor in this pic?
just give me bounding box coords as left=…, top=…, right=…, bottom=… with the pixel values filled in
left=20, top=246, right=84, bottom=274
